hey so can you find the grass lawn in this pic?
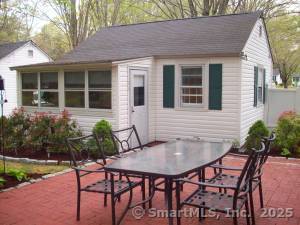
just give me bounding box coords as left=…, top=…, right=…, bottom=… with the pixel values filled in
left=0, top=160, right=69, bottom=174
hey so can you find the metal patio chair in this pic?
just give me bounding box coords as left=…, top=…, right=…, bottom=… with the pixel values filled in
left=175, top=142, right=266, bottom=225
left=208, top=132, right=276, bottom=224
left=66, top=134, right=143, bottom=225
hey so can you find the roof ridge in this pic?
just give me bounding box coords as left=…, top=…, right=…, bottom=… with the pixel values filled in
left=103, top=11, right=262, bottom=30
left=0, top=40, right=30, bottom=47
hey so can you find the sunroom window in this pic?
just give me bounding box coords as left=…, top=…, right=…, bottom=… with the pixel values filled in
left=21, top=73, right=38, bottom=106
left=88, top=71, right=112, bottom=109
left=180, top=66, right=203, bottom=106
left=40, top=72, right=58, bottom=107
left=64, top=71, right=85, bottom=108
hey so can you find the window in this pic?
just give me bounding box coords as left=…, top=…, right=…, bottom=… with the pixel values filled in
left=21, top=73, right=38, bottom=106
left=133, top=75, right=144, bottom=106
left=88, top=71, right=112, bottom=109
left=21, top=72, right=58, bottom=107
left=180, top=66, right=203, bottom=106
left=259, top=26, right=263, bottom=37
left=40, top=72, right=58, bottom=107
left=257, top=68, right=264, bottom=104
left=28, top=50, right=33, bottom=57
left=64, top=71, right=85, bottom=108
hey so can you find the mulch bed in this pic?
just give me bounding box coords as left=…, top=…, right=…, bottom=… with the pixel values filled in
left=0, top=173, right=43, bottom=190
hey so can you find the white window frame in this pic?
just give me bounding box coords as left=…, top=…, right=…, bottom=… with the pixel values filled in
left=64, top=71, right=86, bottom=108
left=21, top=72, right=59, bottom=108
left=257, top=67, right=265, bottom=105
left=63, top=70, right=112, bottom=109
left=179, top=65, right=205, bottom=108
left=39, top=72, right=59, bottom=108
left=87, top=70, right=112, bottom=109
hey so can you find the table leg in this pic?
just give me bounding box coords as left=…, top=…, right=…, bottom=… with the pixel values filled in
left=165, top=178, right=174, bottom=225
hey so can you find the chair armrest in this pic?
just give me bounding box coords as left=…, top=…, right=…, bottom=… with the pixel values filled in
left=210, top=164, right=243, bottom=171
left=72, top=167, right=119, bottom=176
left=176, top=178, right=237, bottom=189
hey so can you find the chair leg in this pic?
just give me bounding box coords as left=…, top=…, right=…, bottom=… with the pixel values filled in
left=245, top=200, right=251, bottom=225
left=233, top=215, right=238, bottom=225
left=148, top=177, right=152, bottom=208
left=111, top=174, right=116, bottom=225
left=76, top=190, right=81, bottom=221
left=142, top=176, right=146, bottom=209
left=258, top=181, right=264, bottom=208
left=104, top=193, right=107, bottom=207
left=249, top=192, right=256, bottom=225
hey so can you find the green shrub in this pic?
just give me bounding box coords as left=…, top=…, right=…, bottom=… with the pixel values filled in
left=7, top=168, right=28, bottom=182
left=0, top=177, right=6, bottom=186
left=245, top=120, right=269, bottom=151
left=275, top=111, right=300, bottom=156
left=93, top=120, right=115, bottom=156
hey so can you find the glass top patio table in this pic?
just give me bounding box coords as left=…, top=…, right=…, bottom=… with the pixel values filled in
left=104, top=139, right=232, bottom=225
left=105, top=139, right=232, bottom=178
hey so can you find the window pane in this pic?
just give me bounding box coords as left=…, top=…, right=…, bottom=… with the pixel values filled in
left=40, top=91, right=58, bottom=107
left=22, top=91, right=38, bottom=106
left=89, top=91, right=111, bottom=109
left=182, top=96, right=189, bottom=103
left=22, top=73, right=37, bottom=89
left=40, top=72, right=58, bottom=89
left=65, top=91, right=85, bottom=107
left=182, top=67, right=202, bottom=75
left=65, top=71, right=85, bottom=89
left=88, top=71, right=111, bottom=89
left=182, top=75, right=202, bottom=86
left=134, top=87, right=144, bottom=106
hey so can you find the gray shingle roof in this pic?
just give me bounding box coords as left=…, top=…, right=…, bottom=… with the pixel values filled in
left=57, top=11, right=261, bottom=63
left=0, top=41, right=29, bottom=60
left=12, top=11, right=262, bottom=69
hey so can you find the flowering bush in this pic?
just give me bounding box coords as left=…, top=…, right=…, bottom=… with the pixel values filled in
left=275, top=111, right=300, bottom=156
left=5, top=107, right=31, bottom=150
left=4, top=108, right=82, bottom=153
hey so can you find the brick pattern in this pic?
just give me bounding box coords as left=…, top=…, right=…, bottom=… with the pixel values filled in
left=1, top=157, right=300, bottom=225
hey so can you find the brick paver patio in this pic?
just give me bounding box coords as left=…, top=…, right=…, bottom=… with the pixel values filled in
left=1, top=156, right=300, bottom=225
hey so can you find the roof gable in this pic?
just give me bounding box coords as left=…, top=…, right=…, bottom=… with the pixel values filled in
left=57, top=11, right=261, bottom=64
left=0, top=40, right=30, bottom=60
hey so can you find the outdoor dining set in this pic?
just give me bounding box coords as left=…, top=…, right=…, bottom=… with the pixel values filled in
left=65, top=125, right=275, bottom=225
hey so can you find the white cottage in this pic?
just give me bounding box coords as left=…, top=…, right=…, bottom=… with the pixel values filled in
left=0, top=40, right=52, bottom=115
left=12, top=11, right=272, bottom=145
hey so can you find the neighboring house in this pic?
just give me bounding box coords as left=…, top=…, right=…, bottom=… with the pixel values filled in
left=11, top=11, right=273, bottom=145
left=272, top=68, right=282, bottom=85
left=292, top=74, right=300, bottom=87
left=0, top=40, right=52, bottom=115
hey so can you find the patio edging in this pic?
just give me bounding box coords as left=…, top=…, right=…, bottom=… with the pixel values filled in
left=0, top=154, right=71, bottom=166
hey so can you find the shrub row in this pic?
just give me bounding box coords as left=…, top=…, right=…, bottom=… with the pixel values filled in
left=1, top=107, right=82, bottom=153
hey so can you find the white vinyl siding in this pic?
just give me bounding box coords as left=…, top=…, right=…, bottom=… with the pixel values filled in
left=240, top=19, right=273, bottom=143
left=151, top=57, right=240, bottom=142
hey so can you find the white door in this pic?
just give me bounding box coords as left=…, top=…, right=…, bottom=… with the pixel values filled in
left=130, top=69, right=148, bottom=145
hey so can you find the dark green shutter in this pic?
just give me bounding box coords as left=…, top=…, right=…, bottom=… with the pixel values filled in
left=209, top=64, right=222, bottom=110
left=263, top=69, right=266, bottom=104
left=254, top=66, right=258, bottom=107
left=163, top=65, right=175, bottom=108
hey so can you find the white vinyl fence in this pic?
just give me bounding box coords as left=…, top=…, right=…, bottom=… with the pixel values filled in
left=266, top=88, right=300, bottom=127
